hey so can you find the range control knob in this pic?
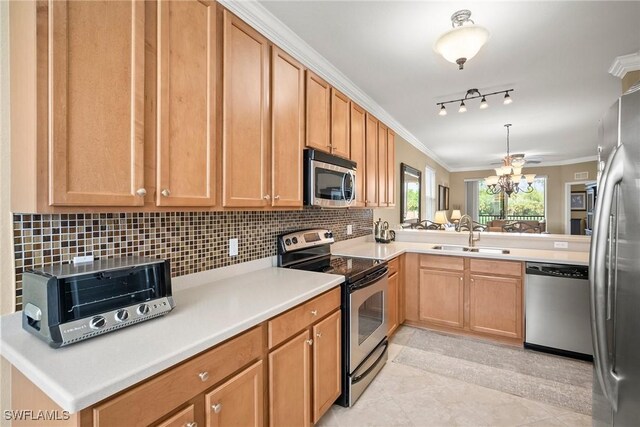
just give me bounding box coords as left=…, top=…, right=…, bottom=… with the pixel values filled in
left=115, top=309, right=129, bottom=322
left=324, top=232, right=333, bottom=238
left=285, top=238, right=291, bottom=246
left=89, top=316, right=106, bottom=330
left=292, top=237, right=298, bottom=244
left=137, top=304, right=150, bottom=316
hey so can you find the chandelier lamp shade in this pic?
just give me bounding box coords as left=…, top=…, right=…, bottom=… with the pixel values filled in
left=485, top=124, right=536, bottom=196
left=434, top=10, right=490, bottom=70
left=436, top=88, right=514, bottom=115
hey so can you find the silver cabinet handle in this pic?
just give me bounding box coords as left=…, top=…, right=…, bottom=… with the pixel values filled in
left=311, top=310, right=318, bottom=316
left=460, top=277, right=463, bottom=282
left=274, top=195, right=280, bottom=200
left=186, top=423, right=198, bottom=427
left=211, top=403, right=222, bottom=414
left=198, top=371, right=209, bottom=382
left=306, top=339, right=313, bottom=346
left=316, top=332, right=322, bottom=338
left=590, top=143, right=624, bottom=411
left=161, top=189, right=171, bottom=197
left=136, top=188, right=147, bottom=197
left=263, top=194, right=271, bottom=200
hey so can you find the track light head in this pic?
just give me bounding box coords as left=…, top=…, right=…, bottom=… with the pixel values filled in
left=503, top=91, right=513, bottom=105
left=439, top=105, right=447, bottom=116
left=458, top=101, right=467, bottom=113
left=479, top=96, right=488, bottom=109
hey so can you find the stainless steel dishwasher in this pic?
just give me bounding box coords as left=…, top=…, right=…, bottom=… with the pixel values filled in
left=524, top=263, right=592, bottom=360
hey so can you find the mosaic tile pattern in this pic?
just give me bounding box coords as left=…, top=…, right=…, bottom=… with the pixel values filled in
left=13, top=209, right=373, bottom=309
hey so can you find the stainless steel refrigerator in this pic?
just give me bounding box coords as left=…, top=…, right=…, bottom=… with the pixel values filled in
left=590, top=87, right=640, bottom=426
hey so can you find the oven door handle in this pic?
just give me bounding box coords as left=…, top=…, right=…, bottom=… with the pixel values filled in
left=352, top=341, right=388, bottom=384
left=349, top=267, right=388, bottom=292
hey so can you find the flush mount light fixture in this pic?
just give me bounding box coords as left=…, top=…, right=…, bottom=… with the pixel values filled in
left=434, top=10, right=490, bottom=70
left=484, top=124, right=536, bottom=196
left=436, top=88, right=514, bottom=115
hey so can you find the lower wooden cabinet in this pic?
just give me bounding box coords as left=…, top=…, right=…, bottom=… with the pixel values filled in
left=469, top=274, right=522, bottom=339
left=387, top=271, right=399, bottom=336
left=312, top=311, right=342, bottom=423
left=419, top=269, right=464, bottom=329
left=206, top=361, right=264, bottom=427
left=155, top=404, right=197, bottom=427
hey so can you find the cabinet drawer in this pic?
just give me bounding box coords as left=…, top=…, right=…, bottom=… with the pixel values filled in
left=387, top=257, right=399, bottom=276
left=154, top=404, right=196, bottom=427
left=470, top=259, right=522, bottom=277
left=268, top=287, right=341, bottom=348
left=420, top=254, right=464, bottom=271
left=93, top=326, right=264, bottom=427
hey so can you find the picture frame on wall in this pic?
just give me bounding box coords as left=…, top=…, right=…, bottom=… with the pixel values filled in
left=438, top=185, right=450, bottom=211
left=571, top=191, right=587, bottom=211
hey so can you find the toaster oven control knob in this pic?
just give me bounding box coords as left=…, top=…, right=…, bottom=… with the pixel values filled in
left=115, top=309, right=129, bottom=322
left=89, top=316, right=106, bottom=330
left=137, top=304, right=150, bottom=316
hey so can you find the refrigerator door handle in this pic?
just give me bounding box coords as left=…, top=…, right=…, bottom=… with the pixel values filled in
left=590, top=143, right=625, bottom=411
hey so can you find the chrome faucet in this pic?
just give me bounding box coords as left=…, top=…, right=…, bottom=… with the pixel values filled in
left=457, top=214, right=480, bottom=247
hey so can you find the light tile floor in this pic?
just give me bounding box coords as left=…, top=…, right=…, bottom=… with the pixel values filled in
left=318, top=327, right=592, bottom=427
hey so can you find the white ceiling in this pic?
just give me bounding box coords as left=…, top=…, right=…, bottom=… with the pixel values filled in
left=259, top=1, right=640, bottom=171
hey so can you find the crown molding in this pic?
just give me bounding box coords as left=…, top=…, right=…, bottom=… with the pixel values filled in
left=609, top=50, right=640, bottom=78
left=217, top=0, right=451, bottom=171
left=449, top=155, right=598, bottom=173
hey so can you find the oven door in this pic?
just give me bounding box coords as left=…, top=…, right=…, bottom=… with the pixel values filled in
left=349, top=267, right=388, bottom=370
left=309, top=159, right=355, bottom=208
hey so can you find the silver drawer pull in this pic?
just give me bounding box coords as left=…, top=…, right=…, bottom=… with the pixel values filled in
left=198, top=371, right=209, bottom=382
left=263, top=194, right=271, bottom=200
left=311, top=310, right=318, bottom=316
left=274, top=195, right=280, bottom=200
left=316, top=332, right=322, bottom=338
left=212, top=403, right=222, bottom=414
left=185, top=422, right=198, bottom=427
left=306, top=339, right=313, bottom=346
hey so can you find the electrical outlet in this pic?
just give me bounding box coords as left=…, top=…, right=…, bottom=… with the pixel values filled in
left=347, top=225, right=353, bottom=235
left=229, top=238, right=239, bottom=256
left=554, top=241, right=569, bottom=249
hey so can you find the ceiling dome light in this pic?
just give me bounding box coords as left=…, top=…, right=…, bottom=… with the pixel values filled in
left=504, top=91, right=513, bottom=105
left=479, top=96, right=488, bottom=109
left=434, top=10, right=490, bottom=70
left=458, top=101, right=467, bottom=113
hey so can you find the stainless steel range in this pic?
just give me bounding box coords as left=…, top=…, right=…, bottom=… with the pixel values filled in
left=278, top=229, right=388, bottom=407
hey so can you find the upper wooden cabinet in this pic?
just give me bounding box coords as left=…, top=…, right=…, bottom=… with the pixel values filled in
left=365, top=114, right=379, bottom=207
left=306, top=71, right=331, bottom=152
left=271, top=47, right=305, bottom=208
left=377, top=122, right=388, bottom=207
left=222, top=11, right=270, bottom=207
left=386, top=129, right=396, bottom=207
left=156, top=0, right=216, bottom=207
left=48, top=0, right=145, bottom=206
left=330, top=88, right=350, bottom=158
left=350, top=104, right=366, bottom=207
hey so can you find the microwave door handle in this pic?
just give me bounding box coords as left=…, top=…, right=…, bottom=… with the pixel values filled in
left=349, top=171, right=356, bottom=204
left=590, top=143, right=624, bottom=411
left=340, top=172, right=347, bottom=203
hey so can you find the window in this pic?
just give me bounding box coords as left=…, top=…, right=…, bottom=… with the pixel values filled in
left=425, top=167, right=436, bottom=220
left=471, top=177, right=547, bottom=224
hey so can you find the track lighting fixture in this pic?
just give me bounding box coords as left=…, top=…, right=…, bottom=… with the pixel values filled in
left=436, top=88, right=514, bottom=115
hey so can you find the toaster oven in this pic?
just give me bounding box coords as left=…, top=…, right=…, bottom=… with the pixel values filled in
left=22, top=257, right=174, bottom=347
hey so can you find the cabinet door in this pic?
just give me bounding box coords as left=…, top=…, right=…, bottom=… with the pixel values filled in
left=306, top=71, right=331, bottom=152
left=386, top=129, right=396, bottom=207
left=419, top=269, right=464, bottom=328
left=157, top=0, right=216, bottom=206
left=312, top=311, right=341, bottom=424
left=206, top=360, right=264, bottom=427
left=387, top=272, right=399, bottom=336
left=222, top=11, right=270, bottom=207
left=350, top=103, right=366, bottom=207
left=365, top=114, right=378, bottom=207
left=154, top=404, right=197, bottom=427
left=377, top=122, right=388, bottom=206
left=330, top=88, right=350, bottom=158
left=269, top=330, right=311, bottom=427
left=271, top=47, right=304, bottom=208
left=469, top=275, right=523, bottom=339
left=49, top=0, right=145, bottom=206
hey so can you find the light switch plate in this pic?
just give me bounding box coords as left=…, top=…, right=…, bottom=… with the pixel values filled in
left=347, top=225, right=353, bottom=235
left=229, top=238, right=239, bottom=256
left=554, top=241, right=569, bottom=249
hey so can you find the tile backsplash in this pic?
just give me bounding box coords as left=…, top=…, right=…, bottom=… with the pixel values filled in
left=13, top=209, right=373, bottom=309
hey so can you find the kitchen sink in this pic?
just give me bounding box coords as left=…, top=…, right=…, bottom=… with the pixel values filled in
left=431, top=245, right=510, bottom=255
left=469, top=247, right=511, bottom=255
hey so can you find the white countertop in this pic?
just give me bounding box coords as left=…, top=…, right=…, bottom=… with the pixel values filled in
left=332, top=241, right=589, bottom=266
left=0, top=268, right=343, bottom=413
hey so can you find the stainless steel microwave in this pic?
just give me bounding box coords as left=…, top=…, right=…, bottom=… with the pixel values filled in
left=304, top=149, right=356, bottom=208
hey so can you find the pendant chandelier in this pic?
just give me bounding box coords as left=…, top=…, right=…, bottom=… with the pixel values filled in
left=485, top=125, right=536, bottom=196
left=434, top=10, right=490, bottom=70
